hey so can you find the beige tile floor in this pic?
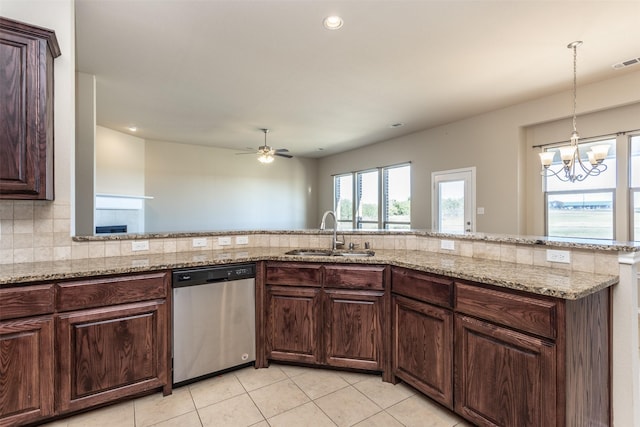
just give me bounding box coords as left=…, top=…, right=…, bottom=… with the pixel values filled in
left=40, top=364, right=473, bottom=427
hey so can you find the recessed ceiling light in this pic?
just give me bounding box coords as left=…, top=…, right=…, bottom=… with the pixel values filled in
left=390, top=122, right=405, bottom=128
left=323, top=16, right=343, bottom=30
left=127, top=126, right=137, bottom=132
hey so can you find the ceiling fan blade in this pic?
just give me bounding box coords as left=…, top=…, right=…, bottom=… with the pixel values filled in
left=275, top=152, right=293, bottom=158
left=275, top=148, right=289, bottom=153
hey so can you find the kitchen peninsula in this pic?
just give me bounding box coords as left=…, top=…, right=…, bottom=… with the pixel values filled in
left=1, top=230, right=636, bottom=426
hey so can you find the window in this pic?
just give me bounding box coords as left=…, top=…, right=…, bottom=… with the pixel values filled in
left=630, top=135, right=640, bottom=240
left=334, top=174, right=353, bottom=230
left=543, top=138, right=616, bottom=239
left=333, top=163, right=410, bottom=229
left=356, top=170, right=379, bottom=229
left=383, top=165, right=411, bottom=229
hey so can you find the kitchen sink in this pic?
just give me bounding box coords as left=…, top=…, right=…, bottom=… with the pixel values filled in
left=284, top=249, right=334, bottom=256
left=284, top=249, right=375, bottom=257
left=334, top=250, right=375, bottom=257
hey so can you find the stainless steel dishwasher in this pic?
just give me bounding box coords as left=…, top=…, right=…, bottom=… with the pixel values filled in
left=172, top=263, right=256, bottom=386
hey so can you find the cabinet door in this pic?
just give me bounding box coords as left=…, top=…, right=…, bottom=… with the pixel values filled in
left=455, top=314, right=556, bottom=427
left=57, top=300, right=168, bottom=414
left=0, top=316, right=54, bottom=425
left=0, top=18, right=59, bottom=200
left=266, top=286, right=322, bottom=364
left=324, top=289, right=383, bottom=371
left=392, top=295, right=453, bottom=408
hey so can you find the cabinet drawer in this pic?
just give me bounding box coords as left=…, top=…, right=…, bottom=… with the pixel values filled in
left=455, top=282, right=558, bottom=339
left=391, top=267, right=453, bottom=308
left=56, top=272, right=168, bottom=312
left=0, top=284, right=54, bottom=320
left=265, top=262, right=321, bottom=287
left=324, top=265, right=385, bottom=290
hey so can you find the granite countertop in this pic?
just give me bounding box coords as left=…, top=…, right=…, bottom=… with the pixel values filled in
left=0, top=247, right=618, bottom=300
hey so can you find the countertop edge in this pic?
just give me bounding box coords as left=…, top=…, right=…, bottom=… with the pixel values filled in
left=0, top=249, right=618, bottom=300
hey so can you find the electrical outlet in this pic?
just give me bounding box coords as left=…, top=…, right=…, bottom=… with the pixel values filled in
left=131, top=240, right=149, bottom=251
left=546, top=249, right=571, bottom=264
left=192, top=237, right=207, bottom=248
left=218, top=236, right=231, bottom=246
left=235, top=235, right=249, bottom=245
left=440, top=240, right=455, bottom=250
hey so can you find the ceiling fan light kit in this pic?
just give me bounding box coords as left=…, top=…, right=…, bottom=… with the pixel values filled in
left=238, top=128, right=293, bottom=164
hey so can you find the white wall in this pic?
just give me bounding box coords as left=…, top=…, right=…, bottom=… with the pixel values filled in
left=143, top=140, right=318, bottom=232
left=319, top=70, right=640, bottom=235
left=95, top=126, right=146, bottom=195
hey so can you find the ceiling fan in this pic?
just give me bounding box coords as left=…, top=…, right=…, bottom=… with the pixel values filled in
left=238, top=128, right=293, bottom=163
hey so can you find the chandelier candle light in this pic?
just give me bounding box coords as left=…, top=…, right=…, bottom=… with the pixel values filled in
left=539, top=41, right=610, bottom=182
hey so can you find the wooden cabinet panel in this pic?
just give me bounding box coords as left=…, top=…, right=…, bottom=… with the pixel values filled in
left=455, top=314, right=556, bottom=427
left=391, top=267, right=453, bottom=308
left=0, top=284, right=54, bottom=320
left=265, top=263, right=321, bottom=287
left=392, top=295, right=453, bottom=408
left=56, top=272, right=168, bottom=312
left=324, top=289, right=384, bottom=370
left=266, top=285, right=322, bottom=364
left=456, top=282, right=558, bottom=339
left=0, top=18, right=60, bottom=200
left=324, top=265, right=385, bottom=290
left=263, top=263, right=388, bottom=373
left=0, top=316, right=54, bottom=425
left=57, top=300, right=168, bottom=413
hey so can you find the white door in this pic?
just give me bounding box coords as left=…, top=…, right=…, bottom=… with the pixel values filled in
left=432, top=168, right=476, bottom=233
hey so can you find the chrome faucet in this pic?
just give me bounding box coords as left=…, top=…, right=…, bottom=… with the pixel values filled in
left=320, top=210, right=343, bottom=250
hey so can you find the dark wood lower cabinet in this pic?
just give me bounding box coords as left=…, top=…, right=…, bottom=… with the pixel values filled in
left=0, top=316, right=54, bottom=426
left=392, top=295, right=453, bottom=408
left=266, top=285, right=322, bottom=365
left=56, top=300, right=168, bottom=414
left=455, top=314, right=556, bottom=427
left=324, top=289, right=384, bottom=371
left=262, top=262, right=388, bottom=374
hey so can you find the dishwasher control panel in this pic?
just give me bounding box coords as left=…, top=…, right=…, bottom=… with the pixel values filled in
left=172, top=263, right=256, bottom=287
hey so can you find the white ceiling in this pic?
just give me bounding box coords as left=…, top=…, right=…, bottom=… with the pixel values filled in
left=75, top=0, right=640, bottom=158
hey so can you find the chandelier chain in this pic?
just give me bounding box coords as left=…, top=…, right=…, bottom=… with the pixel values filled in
left=572, top=43, right=578, bottom=135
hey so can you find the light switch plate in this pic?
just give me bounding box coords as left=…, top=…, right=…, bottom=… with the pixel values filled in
left=440, top=240, right=455, bottom=250
left=131, top=240, right=149, bottom=251
left=192, top=237, right=207, bottom=248
left=235, top=235, right=249, bottom=245
left=546, top=249, right=571, bottom=264
left=218, top=236, right=232, bottom=246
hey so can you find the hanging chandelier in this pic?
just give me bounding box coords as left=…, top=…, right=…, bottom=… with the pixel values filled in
left=539, top=41, right=610, bottom=183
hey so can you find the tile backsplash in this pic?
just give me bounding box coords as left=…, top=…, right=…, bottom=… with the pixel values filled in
left=0, top=199, right=620, bottom=276
left=0, top=200, right=72, bottom=264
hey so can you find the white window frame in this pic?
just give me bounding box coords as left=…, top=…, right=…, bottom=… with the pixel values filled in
left=333, top=163, right=411, bottom=229
left=542, top=136, right=617, bottom=240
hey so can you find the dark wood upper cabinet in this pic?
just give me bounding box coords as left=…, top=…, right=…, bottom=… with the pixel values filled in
left=0, top=17, right=60, bottom=200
